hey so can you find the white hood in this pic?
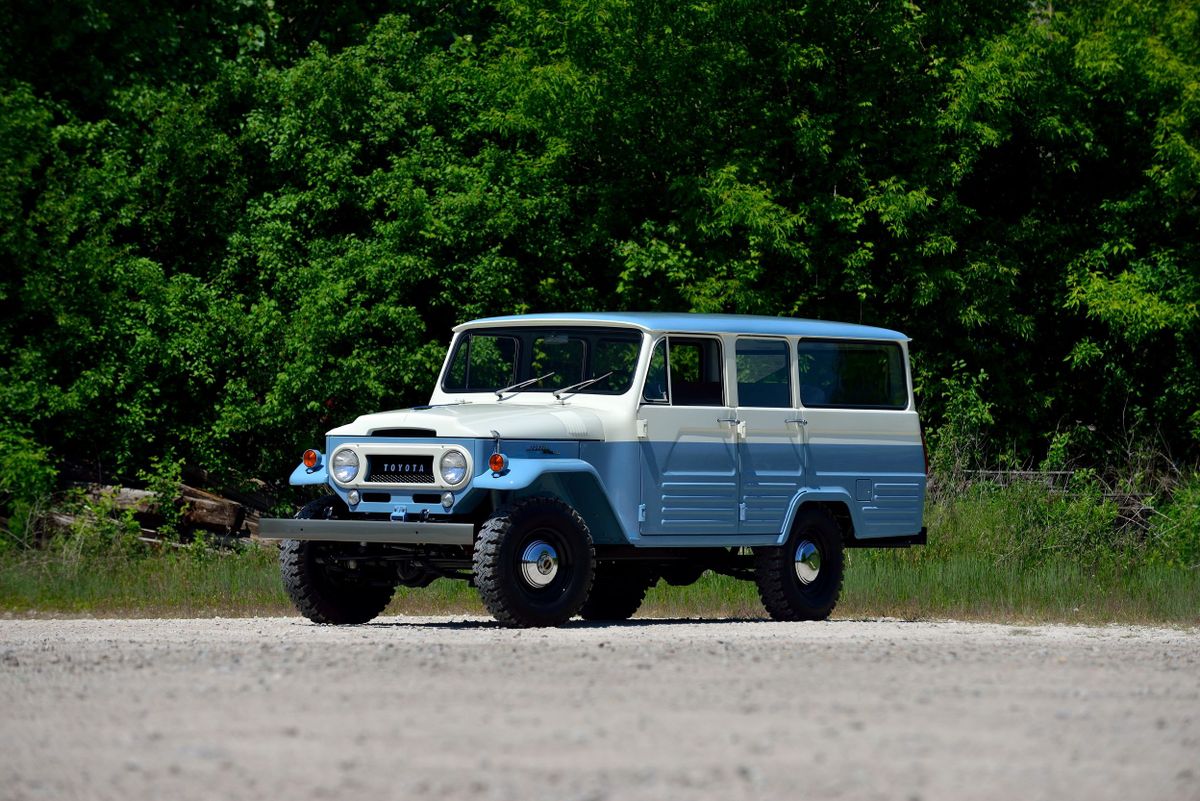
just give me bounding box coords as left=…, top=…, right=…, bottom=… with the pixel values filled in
left=327, top=403, right=606, bottom=440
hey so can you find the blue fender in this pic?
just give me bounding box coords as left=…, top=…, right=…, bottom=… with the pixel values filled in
left=289, top=451, right=329, bottom=486
left=471, top=457, right=602, bottom=491
left=777, top=487, right=866, bottom=545
left=471, top=457, right=630, bottom=544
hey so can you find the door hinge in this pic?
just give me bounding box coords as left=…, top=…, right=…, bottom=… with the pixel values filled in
left=638, top=503, right=646, bottom=523
left=636, top=419, right=648, bottom=438
left=738, top=502, right=747, bottom=521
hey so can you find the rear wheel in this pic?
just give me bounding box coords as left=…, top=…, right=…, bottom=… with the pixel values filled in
left=280, top=495, right=397, bottom=625
left=473, top=497, right=595, bottom=628
left=754, top=508, right=844, bottom=621
left=579, top=563, right=656, bottom=621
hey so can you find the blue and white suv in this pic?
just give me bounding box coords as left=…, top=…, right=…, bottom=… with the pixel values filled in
left=261, top=312, right=927, bottom=627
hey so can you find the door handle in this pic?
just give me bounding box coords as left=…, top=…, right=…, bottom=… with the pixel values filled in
left=718, top=418, right=746, bottom=438
left=785, top=418, right=808, bottom=426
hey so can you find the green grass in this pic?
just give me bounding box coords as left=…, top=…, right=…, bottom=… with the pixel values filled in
left=2, top=478, right=1197, bottom=624
left=1, top=546, right=1196, bottom=625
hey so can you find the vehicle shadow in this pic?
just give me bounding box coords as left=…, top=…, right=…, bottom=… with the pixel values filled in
left=370, top=616, right=915, bottom=629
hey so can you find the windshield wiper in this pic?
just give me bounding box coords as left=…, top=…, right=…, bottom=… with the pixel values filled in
left=495, top=371, right=557, bottom=399
left=553, top=371, right=614, bottom=400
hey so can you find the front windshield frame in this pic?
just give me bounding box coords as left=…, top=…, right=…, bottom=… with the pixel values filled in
left=440, top=326, right=644, bottom=396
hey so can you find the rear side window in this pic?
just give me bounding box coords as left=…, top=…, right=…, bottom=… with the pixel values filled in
left=797, top=340, right=907, bottom=409
left=736, top=338, right=791, bottom=408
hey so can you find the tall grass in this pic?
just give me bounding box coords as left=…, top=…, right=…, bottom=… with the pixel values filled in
left=1, top=476, right=1197, bottom=624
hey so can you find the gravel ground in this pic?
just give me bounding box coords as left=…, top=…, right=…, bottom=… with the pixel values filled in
left=1, top=616, right=1198, bottom=801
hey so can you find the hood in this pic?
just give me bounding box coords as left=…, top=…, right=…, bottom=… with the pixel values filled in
left=326, top=403, right=606, bottom=440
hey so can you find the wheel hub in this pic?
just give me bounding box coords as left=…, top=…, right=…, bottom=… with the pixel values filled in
left=794, top=540, right=821, bottom=584
left=520, top=540, right=559, bottom=588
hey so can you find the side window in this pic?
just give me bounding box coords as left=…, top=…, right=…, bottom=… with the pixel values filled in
left=642, top=340, right=669, bottom=403
left=736, top=338, right=791, bottom=408
left=668, top=337, right=724, bottom=406
left=797, top=340, right=907, bottom=409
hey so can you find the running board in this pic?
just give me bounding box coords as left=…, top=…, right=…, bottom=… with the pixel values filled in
left=258, top=518, right=474, bottom=545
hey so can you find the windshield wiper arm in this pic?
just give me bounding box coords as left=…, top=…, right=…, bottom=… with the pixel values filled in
left=553, top=371, right=614, bottom=400
left=495, top=371, right=557, bottom=399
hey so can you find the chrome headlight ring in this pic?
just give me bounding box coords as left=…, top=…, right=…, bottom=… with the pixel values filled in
left=439, top=449, right=469, bottom=486
left=331, top=448, right=360, bottom=484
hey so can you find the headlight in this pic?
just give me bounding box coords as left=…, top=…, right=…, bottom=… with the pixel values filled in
left=331, top=449, right=360, bottom=484
left=440, top=450, right=468, bottom=485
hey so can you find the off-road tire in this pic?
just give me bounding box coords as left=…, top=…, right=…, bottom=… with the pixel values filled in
left=579, top=563, right=657, bottom=621
left=280, top=495, right=396, bottom=625
left=754, top=507, right=844, bottom=621
left=473, top=497, right=595, bottom=628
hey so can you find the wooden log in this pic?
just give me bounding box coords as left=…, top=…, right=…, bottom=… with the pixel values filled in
left=86, top=485, right=160, bottom=513
left=72, top=483, right=261, bottom=537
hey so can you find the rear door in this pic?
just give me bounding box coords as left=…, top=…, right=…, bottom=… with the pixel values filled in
left=734, top=337, right=805, bottom=535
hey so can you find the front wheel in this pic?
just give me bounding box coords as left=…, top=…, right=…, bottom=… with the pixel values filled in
left=280, top=495, right=397, bottom=625
left=754, top=508, right=844, bottom=621
left=473, top=497, right=595, bottom=627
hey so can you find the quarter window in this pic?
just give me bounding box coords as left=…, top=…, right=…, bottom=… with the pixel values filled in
left=796, top=340, right=907, bottom=409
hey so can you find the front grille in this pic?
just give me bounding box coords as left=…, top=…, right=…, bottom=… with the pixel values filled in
left=366, top=455, right=435, bottom=484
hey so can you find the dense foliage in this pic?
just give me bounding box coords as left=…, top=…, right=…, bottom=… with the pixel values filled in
left=1, top=0, right=1198, bottom=507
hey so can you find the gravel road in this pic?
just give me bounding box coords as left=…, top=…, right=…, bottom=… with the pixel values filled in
left=1, top=616, right=1197, bottom=801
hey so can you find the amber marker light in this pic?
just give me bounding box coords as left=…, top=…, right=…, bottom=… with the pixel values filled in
left=489, top=452, right=508, bottom=473
left=302, top=449, right=320, bottom=468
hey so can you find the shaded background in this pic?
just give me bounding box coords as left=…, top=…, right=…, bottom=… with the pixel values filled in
left=1, top=0, right=1197, bottom=496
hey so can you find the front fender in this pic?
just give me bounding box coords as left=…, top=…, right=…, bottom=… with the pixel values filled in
left=289, top=452, right=329, bottom=486
left=471, top=457, right=601, bottom=491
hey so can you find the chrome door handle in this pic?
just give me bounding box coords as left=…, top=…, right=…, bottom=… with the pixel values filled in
left=717, top=417, right=740, bottom=425
left=785, top=418, right=808, bottom=425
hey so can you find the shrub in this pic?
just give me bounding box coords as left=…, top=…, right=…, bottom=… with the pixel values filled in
left=0, top=427, right=58, bottom=550
left=1149, top=475, right=1200, bottom=570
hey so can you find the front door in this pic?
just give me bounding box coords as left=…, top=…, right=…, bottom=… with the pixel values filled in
left=734, top=337, right=804, bottom=534
left=639, top=336, right=739, bottom=535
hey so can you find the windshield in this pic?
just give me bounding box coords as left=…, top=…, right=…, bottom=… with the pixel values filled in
left=442, top=326, right=642, bottom=395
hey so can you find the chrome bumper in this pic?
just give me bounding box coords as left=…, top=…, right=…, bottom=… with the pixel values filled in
left=258, top=518, right=474, bottom=545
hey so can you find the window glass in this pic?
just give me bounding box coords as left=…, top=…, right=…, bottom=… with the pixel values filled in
left=442, top=327, right=641, bottom=394
left=668, top=337, right=724, bottom=406
left=736, top=338, right=791, bottom=408
left=642, top=340, right=668, bottom=402
left=444, top=334, right=518, bottom=391
left=593, top=337, right=641, bottom=393
left=797, top=340, right=907, bottom=409
left=530, top=335, right=585, bottom=389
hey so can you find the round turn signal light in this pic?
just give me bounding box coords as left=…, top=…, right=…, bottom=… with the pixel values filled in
left=488, top=452, right=508, bottom=473
left=302, top=449, right=319, bottom=468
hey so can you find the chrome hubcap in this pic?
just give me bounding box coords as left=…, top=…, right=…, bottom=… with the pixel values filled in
left=794, top=540, right=821, bottom=584
left=520, top=540, right=559, bottom=588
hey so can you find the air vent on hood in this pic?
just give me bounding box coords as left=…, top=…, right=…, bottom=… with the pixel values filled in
left=369, top=428, right=437, bottom=438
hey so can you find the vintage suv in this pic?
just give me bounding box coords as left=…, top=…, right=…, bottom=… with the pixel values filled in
left=260, top=312, right=927, bottom=627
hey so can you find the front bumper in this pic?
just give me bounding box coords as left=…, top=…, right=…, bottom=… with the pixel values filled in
left=258, top=518, right=474, bottom=545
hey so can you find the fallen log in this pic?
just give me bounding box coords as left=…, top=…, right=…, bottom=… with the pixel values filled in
left=80, top=483, right=258, bottom=536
